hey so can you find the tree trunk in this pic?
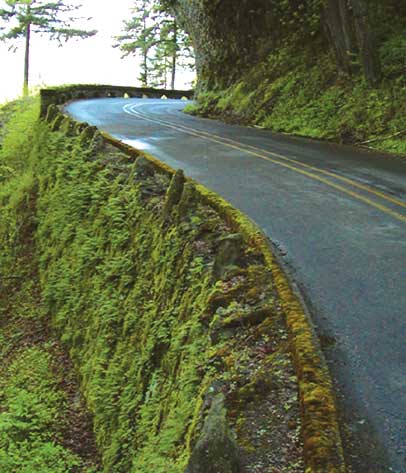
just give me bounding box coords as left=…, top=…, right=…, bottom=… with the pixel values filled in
left=142, top=14, right=148, bottom=87
left=164, top=59, right=168, bottom=89
left=143, top=50, right=148, bottom=86
left=323, top=0, right=357, bottom=75
left=349, top=0, right=381, bottom=85
left=23, top=20, right=31, bottom=96
left=171, top=20, right=178, bottom=90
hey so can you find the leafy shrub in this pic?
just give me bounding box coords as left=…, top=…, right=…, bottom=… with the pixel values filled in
left=380, top=35, right=406, bottom=78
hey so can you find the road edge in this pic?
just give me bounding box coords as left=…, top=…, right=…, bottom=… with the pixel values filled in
left=43, top=97, right=347, bottom=472
left=101, top=134, right=347, bottom=473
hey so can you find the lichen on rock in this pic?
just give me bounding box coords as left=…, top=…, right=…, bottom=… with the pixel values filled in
left=186, top=393, right=241, bottom=473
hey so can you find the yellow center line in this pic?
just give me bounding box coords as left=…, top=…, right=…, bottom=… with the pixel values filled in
left=123, top=104, right=406, bottom=223
left=128, top=103, right=406, bottom=209
left=169, top=122, right=406, bottom=209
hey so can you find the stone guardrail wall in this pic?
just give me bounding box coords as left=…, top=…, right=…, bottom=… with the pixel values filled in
left=41, top=95, right=347, bottom=473
left=40, top=84, right=194, bottom=117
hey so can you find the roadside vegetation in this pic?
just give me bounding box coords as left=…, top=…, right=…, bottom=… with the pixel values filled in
left=0, top=99, right=100, bottom=472
left=0, top=98, right=306, bottom=472
left=182, top=0, right=406, bottom=156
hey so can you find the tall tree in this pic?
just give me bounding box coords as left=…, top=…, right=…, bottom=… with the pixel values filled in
left=323, top=0, right=381, bottom=84
left=349, top=0, right=381, bottom=84
left=157, top=12, right=178, bottom=89
left=323, top=0, right=357, bottom=75
left=114, top=0, right=159, bottom=87
left=114, top=0, right=194, bottom=89
left=155, top=8, right=194, bottom=90
left=0, top=0, right=96, bottom=96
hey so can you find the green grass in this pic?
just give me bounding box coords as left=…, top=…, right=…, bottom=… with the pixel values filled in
left=0, top=347, right=83, bottom=473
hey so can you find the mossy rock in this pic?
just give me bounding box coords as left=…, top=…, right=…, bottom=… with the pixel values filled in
left=60, top=117, right=76, bottom=137
left=163, top=169, right=185, bottom=218
left=74, top=122, right=88, bottom=135
left=213, top=234, right=244, bottom=279
left=178, top=182, right=199, bottom=217
left=79, top=125, right=98, bottom=146
left=90, top=131, right=105, bottom=152
left=134, top=155, right=156, bottom=177
left=51, top=113, right=65, bottom=132
left=186, top=394, right=240, bottom=473
left=221, top=306, right=272, bottom=329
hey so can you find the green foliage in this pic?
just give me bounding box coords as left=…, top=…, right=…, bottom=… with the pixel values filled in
left=0, top=113, right=237, bottom=471
left=33, top=130, right=222, bottom=471
left=0, top=100, right=302, bottom=472
left=182, top=0, right=406, bottom=154
left=0, top=97, right=38, bottom=273
left=193, top=40, right=406, bottom=155
left=380, top=34, right=406, bottom=78
left=0, top=101, right=100, bottom=473
left=114, top=0, right=159, bottom=86
left=0, top=97, right=39, bottom=171
left=0, top=348, right=82, bottom=473
left=114, top=0, right=194, bottom=88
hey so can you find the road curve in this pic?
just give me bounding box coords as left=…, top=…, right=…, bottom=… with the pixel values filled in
left=66, top=98, right=406, bottom=472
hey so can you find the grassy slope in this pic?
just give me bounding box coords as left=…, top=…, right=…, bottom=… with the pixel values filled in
left=189, top=34, right=406, bottom=156
left=0, top=99, right=305, bottom=472
left=0, top=100, right=100, bottom=473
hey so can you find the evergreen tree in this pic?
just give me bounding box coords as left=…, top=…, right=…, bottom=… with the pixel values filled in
left=155, top=7, right=194, bottom=90
left=114, top=0, right=159, bottom=87
left=0, top=0, right=97, bottom=96
left=115, top=0, right=194, bottom=89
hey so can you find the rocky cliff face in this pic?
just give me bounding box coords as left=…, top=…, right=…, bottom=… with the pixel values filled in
left=175, top=0, right=406, bottom=155
left=175, top=0, right=276, bottom=89
left=175, top=0, right=405, bottom=89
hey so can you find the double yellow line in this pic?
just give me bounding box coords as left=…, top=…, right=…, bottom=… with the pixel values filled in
left=123, top=102, right=406, bottom=223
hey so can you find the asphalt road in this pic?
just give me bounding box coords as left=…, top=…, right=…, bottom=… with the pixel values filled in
left=66, top=98, right=406, bottom=472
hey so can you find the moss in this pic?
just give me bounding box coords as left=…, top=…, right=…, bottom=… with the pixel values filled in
left=191, top=46, right=406, bottom=156
left=45, top=104, right=59, bottom=123
left=163, top=168, right=185, bottom=217
left=0, top=151, right=100, bottom=472
left=60, top=116, right=76, bottom=136
left=0, top=96, right=346, bottom=472
left=1, top=117, right=291, bottom=472
left=185, top=394, right=240, bottom=473
left=51, top=113, right=64, bottom=132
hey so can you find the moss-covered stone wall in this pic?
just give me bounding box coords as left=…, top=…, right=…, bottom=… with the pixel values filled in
left=0, top=97, right=346, bottom=472
left=40, top=85, right=194, bottom=118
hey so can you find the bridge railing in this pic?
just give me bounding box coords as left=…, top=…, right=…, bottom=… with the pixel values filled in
left=40, top=84, right=194, bottom=117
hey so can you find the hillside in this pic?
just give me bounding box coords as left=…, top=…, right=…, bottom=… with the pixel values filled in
left=0, top=97, right=345, bottom=472
left=175, top=0, right=406, bottom=155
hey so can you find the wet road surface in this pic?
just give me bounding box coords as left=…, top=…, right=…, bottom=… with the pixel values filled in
left=66, top=98, right=406, bottom=472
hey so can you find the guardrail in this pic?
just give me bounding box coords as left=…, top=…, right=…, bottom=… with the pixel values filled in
left=40, top=84, right=194, bottom=117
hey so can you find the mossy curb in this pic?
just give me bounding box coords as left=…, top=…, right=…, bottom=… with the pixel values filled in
left=102, top=133, right=347, bottom=473
left=43, top=105, right=347, bottom=472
